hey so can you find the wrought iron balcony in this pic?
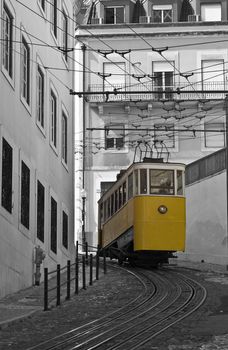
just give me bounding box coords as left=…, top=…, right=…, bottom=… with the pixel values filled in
left=86, top=81, right=227, bottom=103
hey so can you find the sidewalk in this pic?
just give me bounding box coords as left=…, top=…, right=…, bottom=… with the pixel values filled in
left=0, top=261, right=97, bottom=329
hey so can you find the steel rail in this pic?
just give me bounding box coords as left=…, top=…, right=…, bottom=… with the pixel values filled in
left=26, top=264, right=151, bottom=350
left=113, top=273, right=207, bottom=350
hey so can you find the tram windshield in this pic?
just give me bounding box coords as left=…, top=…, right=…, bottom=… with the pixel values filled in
left=150, top=169, right=174, bottom=195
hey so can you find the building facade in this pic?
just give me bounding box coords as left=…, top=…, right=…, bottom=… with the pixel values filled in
left=75, top=0, right=228, bottom=247
left=0, top=0, right=75, bottom=297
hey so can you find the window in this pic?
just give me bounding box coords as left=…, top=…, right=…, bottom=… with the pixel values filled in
left=39, top=0, right=45, bottom=11
left=202, top=60, right=224, bottom=93
left=21, top=37, right=30, bottom=105
left=2, top=3, right=13, bottom=77
left=50, top=90, right=57, bottom=148
left=134, top=170, right=138, bottom=195
left=37, top=180, right=45, bottom=242
left=177, top=171, right=183, bottom=195
left=62, top=210, right=68, bottom=249
left=103, top=62, right=126, bottom=89
left=140, top=169, right=147, bottom=194
left=62, top=10, right=68, bottom=61
left=104, top=6, right=125, bottom=24
left=153, top=5, right=173, bottom=23
left=51, top=0, right=58, bottom=38
left=51, top=197, right=57, bottom=253
left=204, top=122, right=225, bottom=148
left=153, top=61, right=174, bottom=99
left=201, top=3, right=221, bottom=21
left=21, top=161, right=30, bottom=229
left=105, top=125, right=124, bottom=150
left=128, top=173, right=133, bottom=199
left=62, top=111, right=67, bottom=163
left=154, top=123, right=175, bottom=149
left=1, top=138, right=13, bottom=213
left=37, top=66, right=44, bottom=128
left=150, top=169, right=174, bottom=195
left=123, top=181, right=127, bottom=204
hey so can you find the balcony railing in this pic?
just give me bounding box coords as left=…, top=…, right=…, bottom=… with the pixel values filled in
left=86, top=81, right=227, bottom=103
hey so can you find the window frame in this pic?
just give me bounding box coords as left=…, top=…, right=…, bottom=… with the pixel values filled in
left=37, top=64, right=45, bottom=130
left=104, top=6, right=125, bottom=24
left=204, top=121, right=225, bottom=149
left=62, top=8, right=68, bottom=62
left=50, top=88, right=58, bottom=151
left=37, top=179, right=45, bottom=243
left=2, top=2, right=13, bottom=79
left=20, top=160, right=30, bottom=230
left=61, top=109, right=68, bottom=165
left=105, top=124, right=125, bottom=151
left=21, top=35, right=30, bottom=107
left=51, top=0, right=58, bottom=40
left=1, top=137, right=13, bottom=214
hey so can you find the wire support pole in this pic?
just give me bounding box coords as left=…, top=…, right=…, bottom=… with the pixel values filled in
left=224, top=95, right=228, bottom=261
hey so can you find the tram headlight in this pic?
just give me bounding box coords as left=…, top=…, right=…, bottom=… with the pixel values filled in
left=158, top=205, right=168, bottom=214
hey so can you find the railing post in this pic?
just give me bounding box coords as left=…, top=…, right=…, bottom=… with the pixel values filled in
left=96, top=251, right=99, bottom=280
left=85, top=241, right=88, bottom=265
left=56, top=264, right=61, bottom=306
left=89, top=254, right=93, bottom=286
left=82, top=255, right=86, bottom=290
left=75, top=255, right=79, bottom=294
left=66, top=260, right=71, bottom=300
left=44, top=267, right=48, bottom=311
left=76, top=240, right=78, bottom=260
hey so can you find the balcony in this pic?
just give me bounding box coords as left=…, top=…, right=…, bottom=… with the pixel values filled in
left=86, top=81, right=227, bottom=103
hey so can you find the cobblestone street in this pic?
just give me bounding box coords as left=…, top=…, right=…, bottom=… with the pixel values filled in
left=0, top=262, right=228, bottom=350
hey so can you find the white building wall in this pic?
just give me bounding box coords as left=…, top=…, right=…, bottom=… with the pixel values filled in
left=183, top=171, right=228, bottom=266
left=0, top=0, right=75, bottom=297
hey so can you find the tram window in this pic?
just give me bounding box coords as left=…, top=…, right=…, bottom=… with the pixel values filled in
left=123, top=181, right=127, bottom=204
left=134, top=170, right=138, bottom=195
left=104, top=200, right=107, bottom=221
left=100, top=203, right=104, bottom=223
left=111, top=193, right=114, bottom=215
left=115, top=190, right=118, bottom=211
left=107, top=197, right=111, bottom=218
left=140, top=169, right=147, bottom=194
left=150, top=169, right=174, bottom=195
left=119, top=186, right=123, bottom=208
left=128, top=173, right=133, bottom=199
left=177, top=170, right=183, bottom=195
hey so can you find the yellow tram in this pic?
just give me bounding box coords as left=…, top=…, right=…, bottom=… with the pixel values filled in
left=98, top=158, right=186, bottom=266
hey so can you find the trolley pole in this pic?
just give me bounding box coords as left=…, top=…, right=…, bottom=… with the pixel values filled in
left=225, top=95, right=228, bottom=269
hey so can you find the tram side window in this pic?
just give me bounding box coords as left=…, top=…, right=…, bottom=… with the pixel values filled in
left=115, top=190, right=118, bottom=211
left=107, top=197, right=111, bottom=218
left=100, top=203, right=104, bottom=223
left=123, top=181, right=127, bottom=204
left=119, top=186, right=123, bottom=208
left=104, top=200, right=107, bottom=221
left=128, top=172, right=133, bottom=199
left=134, top=170, right=138, bottom=195
left=140, top=169, right=147, bottom=194
left=150, top=169, right=174, bottom=195
left=177, top=170, right=183, bottom=195
left=111, top=193, right=114, bottom=215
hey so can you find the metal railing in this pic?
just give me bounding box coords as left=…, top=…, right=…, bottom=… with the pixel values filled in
left=43, top=241, right=107, bottom=311
left=185, top=148, right=226, bottom=186
left=87, top=81, right=227, bottom=103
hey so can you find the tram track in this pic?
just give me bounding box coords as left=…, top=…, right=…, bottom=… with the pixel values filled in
left=26, top=264, right=207, bottom=350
